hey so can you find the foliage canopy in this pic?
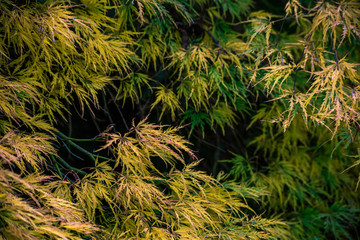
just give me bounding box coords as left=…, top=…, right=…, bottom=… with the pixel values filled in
left=0, top=0, right=360, bottom=239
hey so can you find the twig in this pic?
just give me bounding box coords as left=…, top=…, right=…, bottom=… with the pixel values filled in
left=101, top=91, right=117, bottom=132
left=87, top=104, right=102, bottom=134
left=275, top=16, right=287, bottom=48
left=105, top=87, right=130, bottom=130
left=194, top=134, right=225, bottom=152
left=194, top=21, right=220, bottom=47
left=353, top=125, right=360, bottom=142
left=58, top=135, right=103, bottom=142
left=194, top=21, right=226, bottom=61
left=212, top=134, right=221, bottom=176
left=67, top=102, right=72, bottom=137
left=55, top=131, right=114, bottom=163
left=51, top=155, right=63, bottom=178
left=60, top=139, right=84, bottom=161
left=56, top=131, right=96, bottom=162
left=292, top=32, right=312, bottom=98
left=175, top=20, right=225, bottom=60
left=329, top=34, right=340, bottom=70
left=292, top=71, right=299, bottom=98
left=67, top=102, right=72, bottom=159
left=50, top=154, right=86, bottom=176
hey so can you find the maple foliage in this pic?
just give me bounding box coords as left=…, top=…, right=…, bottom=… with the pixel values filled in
left=0, top=0, right=360, bottom=239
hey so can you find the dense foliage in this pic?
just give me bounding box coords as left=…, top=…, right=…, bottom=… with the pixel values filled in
left=0, top=0, right=359, bottom=239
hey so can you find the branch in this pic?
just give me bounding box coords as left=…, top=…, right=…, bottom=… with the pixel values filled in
left=105, top=86, right=130, bottom=131
left=176, top=20, right=225, bottom=60
left=194, top=21, right=225, bottom=61
left=87, top=104, right=102, bottom=134
left=101, top=91, right=117, bottom=132
left=55, top=131, right=114, bottom=163
left=329, top=34, right=340, bottom=70
left=292, top=32, right=312, bottom=98
left=275, top=16, right=287, bottom=49
left=50, top=154, right=87, bottom=176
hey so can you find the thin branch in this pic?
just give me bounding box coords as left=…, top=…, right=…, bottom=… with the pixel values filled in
left=275, top=16, right=287, bottom=48
left=176, top=20, right=225, bottom=60
left=55, top=131, right=114, bottom=163
left=292, top=32, right=312, bottom=98
left=67, top=102, right=72, bottom=159
left=87, top=104, right=102, bottom=134
left=329, top=34, right=340, bottom=70
left=292, top=71, right=299, bottom=98
left=105, top=87, right=130, bottom=130
left=194, top=21, right=226, bottom=61
left=60, top=139, right=84, bottom=161
left=51, top=155, right=63, bottom=178
left=56, top=131, right=96, bottom=162
left=353, top=125, right=360, bottom=143
left=50, top=154, right=86, bottom=176
left=212, top=134, right=221, bottom=176
left=194, top=21, right=220, bottom=47
left=194, top=134, right=226, bottom=153
left=58, top=135, right=103, bottom=142
left=101, top=91, right=116, bottom=132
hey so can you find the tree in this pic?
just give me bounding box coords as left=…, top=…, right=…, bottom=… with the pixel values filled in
left=0, top=0, right=359, bottom=239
